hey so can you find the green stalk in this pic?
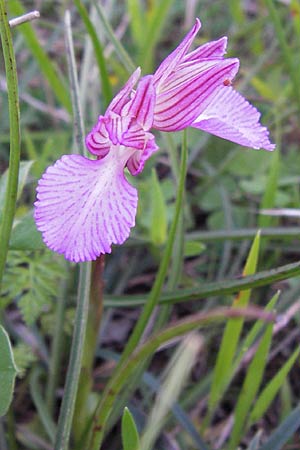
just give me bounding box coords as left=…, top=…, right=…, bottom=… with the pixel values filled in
left=73, top=256, right=105, bottom=447
left=0, top=1, right=21, bottom=292
left=88, top=307, right=274, bottom=450
left=54, top=263, right=92, bottom=450
left=88, top=131, right=188, bottom=449
left=54, top=11, right=92, bottom=450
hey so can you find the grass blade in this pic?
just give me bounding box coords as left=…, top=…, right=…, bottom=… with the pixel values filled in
left=92, top=0, right=136, bottom=74
left=104, top=258, right=300, bottom=308
left=207, top=232, right=261, bottom=420
left=249, top=345, right=300, bottom=424
left=228, top=322, right=274, bottom=449
left=74, top=0, right=112, bottom=108
left=0, top=0, right=21, bottom=292
left=126, top=0, right=144, bottom=45
left=121, top=407, right=140, bottom=450
left=8, top=0, right=72, bottom=113
left=138, top=0, right=174, bottom=72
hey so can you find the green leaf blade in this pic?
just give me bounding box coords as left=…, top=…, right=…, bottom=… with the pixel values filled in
left=208, top=232, right=261, bottom=418
left=121, top=407, right=140, bottom=450
left=229, top=323, right=274, bottom=449
left=249, top=345, right=300, bottom=424
left=0, top=326, right=18, bottom=416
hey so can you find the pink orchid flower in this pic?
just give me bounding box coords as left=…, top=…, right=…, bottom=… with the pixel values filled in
left=34, top=19, right=274, bottom=262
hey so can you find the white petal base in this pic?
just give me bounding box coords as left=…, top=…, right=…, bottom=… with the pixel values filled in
left=35, top=152, right=137, bottom=262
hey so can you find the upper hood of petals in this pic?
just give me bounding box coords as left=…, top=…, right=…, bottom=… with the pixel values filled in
left=153, top=58, right=239, bottom=131
left=153, top=19, right=201, bottom=90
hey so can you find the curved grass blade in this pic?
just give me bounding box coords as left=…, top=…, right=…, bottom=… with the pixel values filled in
left=87, top=307, right=274, bottom=450
left=104, top=258, right=300, bottom=307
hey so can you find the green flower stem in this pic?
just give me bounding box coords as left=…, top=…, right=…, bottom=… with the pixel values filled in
left=54, top=11, right=92, bottom=450
left=0, top=1, right=21, bottom=293
left=88, top=131, right=188, bottom=449
left=104, top=258, right=300, bottom=308
left=73, top=256, right=105, bottom=447
left=89, top=306, right=274, bottom=450
left=54, top=262, right=92, bottom=450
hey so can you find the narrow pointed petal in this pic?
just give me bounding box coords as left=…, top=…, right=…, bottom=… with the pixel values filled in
left=154, top=19, right=201, bottom=89
left=107, top=67, right=141, bottom=115
left=183, top=36, right=228, bottom=61
left=192, top=86, right=275, bottom=150
left=153, top=58, right=239, bottom=131
left=34, top=152, right=138, bottom=262
left=127, top=75, right=156, bottom=130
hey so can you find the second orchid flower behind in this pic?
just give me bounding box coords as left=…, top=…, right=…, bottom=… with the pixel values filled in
left=35, top=19, right=275, bottom=262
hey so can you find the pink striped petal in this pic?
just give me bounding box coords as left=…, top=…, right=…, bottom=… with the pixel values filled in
left=34, top=151, right=138, bottom=262
left=192, top=86, right=275, bottom=150
left=126, top=133, right=159, bottom=175
left=183, top=36, right=228, bottom=61
left=85, top=115, right=110, bottom=157
left=107, top=67, right=141, bottom=115
left=153, top=58, right=239, bottom=131
left=127, top=75, right=156, bottom=130
left=154, top=19, right=201, bottom=89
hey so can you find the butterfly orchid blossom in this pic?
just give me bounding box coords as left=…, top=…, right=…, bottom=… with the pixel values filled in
left=35, top=18, right=274, bottom=262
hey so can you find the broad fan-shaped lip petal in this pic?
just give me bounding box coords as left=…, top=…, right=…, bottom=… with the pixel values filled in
left=153, top=18, right=201, bottom=89
left=153, top=58, right=239, bottom=131
left=34, top=151, right=138, bottom=262
left=192, top=86, right=275, bottom=150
